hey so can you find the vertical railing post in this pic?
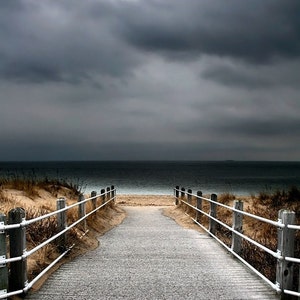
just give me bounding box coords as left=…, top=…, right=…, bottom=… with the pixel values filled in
left=91, top=191, right=97, bottom=216
left=106, top=187, right=111, bottom=201
left=231, top=200, right=244, bottom=255
left=196, top=191, right=202, bottom=223
left=57, top=198, right=67, bottom=252
left=8, top=208, right=27, bottom=295
left=111, top=185, right=115, bottom=203
left=276, top=210, right=295, bottom=300
left=78, top=194, right=86, bottom=232
left=209, top=194, right=217, bottom=235
left=187, top=189, right=192, bottom=214
left=0, top=213, right=8, bottom=296
left=101, top=189, right=105, bottom=205
left=175, top=186, right=179, bottom=205
left=180, top=187, right=185, bottom=198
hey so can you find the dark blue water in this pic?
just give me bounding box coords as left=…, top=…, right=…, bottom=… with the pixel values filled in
left=0, top=161, right=300, bottom=195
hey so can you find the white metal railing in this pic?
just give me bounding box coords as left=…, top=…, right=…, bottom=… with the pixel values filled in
left=174, top=186, right=300, bottom=299
left=0, top=186, right=116, bottom=299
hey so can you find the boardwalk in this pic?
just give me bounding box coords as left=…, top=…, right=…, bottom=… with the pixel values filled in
left=28, top=206, right=279, bottom=300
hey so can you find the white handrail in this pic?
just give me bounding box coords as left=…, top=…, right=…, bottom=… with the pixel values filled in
left=180, top=198, right=281, bottom=259
left=175, top=188, right=284, bottom=228
left=174, top=186, right=299, bottom=296
left=0, top=187, right=115, bottom=299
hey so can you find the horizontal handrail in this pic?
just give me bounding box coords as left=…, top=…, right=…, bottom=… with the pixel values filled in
left=176, top=187, right=284, bottom=228
left=0, top=186, right=116, bottom=299
left=180, top=198, right=281, bottom=259
left=174, top=186, right=299, bottom=299
left=0, top=190, right=111, bottom=230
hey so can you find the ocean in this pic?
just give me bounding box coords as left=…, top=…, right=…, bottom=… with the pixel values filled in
left=0, top=161, right=300, bottom=196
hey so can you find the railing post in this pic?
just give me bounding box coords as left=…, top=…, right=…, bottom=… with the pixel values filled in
left=57, top=198, right=67, bottom=252
left=106, top=187, right=111, bottom=201
left=196, top=191, right=202, bottom=223
left=8, top=207, right=27, bottom=295
left=175, top=186, right=179, bottom=205
left=209, top=194, right=217, bottom=235
left=78, top=194, right=86, bottom=232
left=0, top=213, right=8, bottom=297
left=111, top=185, right=115, bottom=203
left=187, top=189, right=192, bottom=214
left=180, top=187, right=185, bottom=198
left=231, top=200, right=244, bottom=255
left=91, top=191, right=97, bottom=214
left=101, top=189, right=105, bottom=205
left=276, top=210, right=295, bottom=300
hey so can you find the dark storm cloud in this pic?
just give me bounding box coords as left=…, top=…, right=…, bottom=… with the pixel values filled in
left=1, top=0, right=300, bottom=85
left=117, top=0, right=300, bottom=63
left=201, top=59, right=300, bottom=88
left=0, top=1, right=139, bottom=83
left=1, top=0, right=300, bottom=161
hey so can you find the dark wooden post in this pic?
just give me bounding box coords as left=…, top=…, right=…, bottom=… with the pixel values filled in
left=8, top=208, right=27, bottom=294
left=276, top=210, right=295, bottom=300
left=196, top=191, right=202, bottom=223
left=209, top=194, right=217, bottom=235
left=175, top=186, right=179, bottom=205
left=0, top=213, right=8, bottom=295
left=180, top=187, right=185, bottom=198
left=111, top=185, right=115, bottom=202
left=57, top=198, right=67, bottom=252
left=231, top=200, right=244, bottom=255
left=187, top=189, right=192, bottom=214
left=106, top=187, right=111, bottom=200
left=101, top=189, right=105, bottom=205
left=78, top=194, right=86, bottom=232
left=91, top=191, right=97, bottom=214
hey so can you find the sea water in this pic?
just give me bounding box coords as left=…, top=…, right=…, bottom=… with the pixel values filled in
left=0, top=161, right=300, bottom=196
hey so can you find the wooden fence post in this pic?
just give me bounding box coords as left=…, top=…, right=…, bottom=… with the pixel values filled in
left=175, top=186, right=179, bottom=205
left=91, top=191, right=97, bottom=214
left=180, top=187, right=185, bottom=198
left=78, top=194, right=86, bottom=232
left=57, top=198, right=67, bottom=252
left=187, top=189, right=192, bottom=214
left=8, top=208, right=27, bottom=294
left=0, top=213, right=8, bottom=296
left=209, top=194, right=217, bottom=235
left=231, top=200, right=244, bottom=255
left=106, top=187, right=111, bottom=200
left=196, top=191, right=202, bottom=223
left=111, top=185, right=115, bottom=202
left=276, top=210, right=295, bottom=300
left=101, top=189, right=105, bottom=205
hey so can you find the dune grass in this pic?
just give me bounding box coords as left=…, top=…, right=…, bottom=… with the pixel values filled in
left=0, top=176, right=122, bottom=284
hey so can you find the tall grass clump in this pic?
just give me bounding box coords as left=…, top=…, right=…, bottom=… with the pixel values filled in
left=0, top=172, right=82, bottom=199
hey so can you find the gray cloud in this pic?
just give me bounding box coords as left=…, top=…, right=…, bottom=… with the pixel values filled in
left=0, top=1, right=140, bottom=83
left=0, top=0, right=300, bottom=161
left=117, top=0, right=300, bottom=63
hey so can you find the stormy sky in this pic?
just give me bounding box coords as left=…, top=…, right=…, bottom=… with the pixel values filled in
left=1, top=0, right=300, bottom=161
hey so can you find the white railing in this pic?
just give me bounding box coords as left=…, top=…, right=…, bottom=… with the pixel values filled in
left=174, top=186, right=300, bottom=300
left=0, top=186, right=116, bottom=299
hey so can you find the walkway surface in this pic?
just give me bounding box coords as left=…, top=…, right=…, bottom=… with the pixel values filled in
left=28, top=206, right=279, bottom=300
